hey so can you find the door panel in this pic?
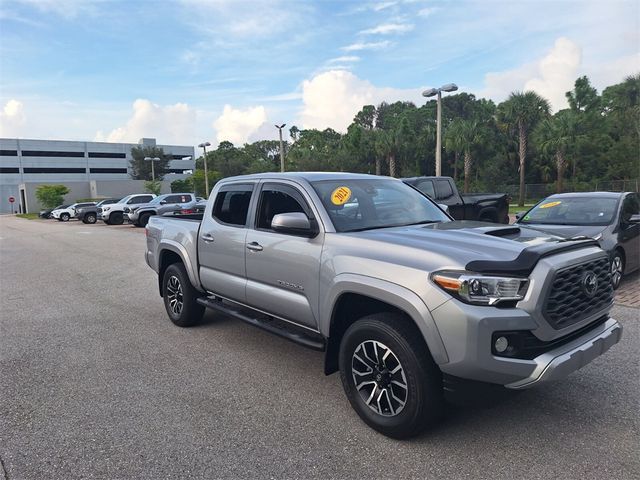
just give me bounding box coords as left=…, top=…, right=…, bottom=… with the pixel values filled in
left=245, top=183, right=323, bottom=329
left=198, top=185, right=254, bottom=302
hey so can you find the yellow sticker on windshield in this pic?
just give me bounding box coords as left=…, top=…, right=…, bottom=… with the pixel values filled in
left=331, top=186, right=352, bottom=205
left=539, top=201, right=561, bottom=209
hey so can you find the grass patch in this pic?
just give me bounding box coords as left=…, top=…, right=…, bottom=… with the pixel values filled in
left=15, top=213, right=40, bottom=220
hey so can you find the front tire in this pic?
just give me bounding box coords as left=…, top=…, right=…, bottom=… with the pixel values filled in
left=611, top=251, right=624, bottom=289
left=339, top=313, right=444, bottom=439
left=83, top=213, right=97, bottom=224
left=60, top=213, right=70, bottom=222
left=109, top=211, right=124, bottom=225
left=162, top=263, right=205, bottom=327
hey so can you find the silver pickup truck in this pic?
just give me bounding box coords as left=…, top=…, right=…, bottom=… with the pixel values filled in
left=145, top=172, right=621, bottom=438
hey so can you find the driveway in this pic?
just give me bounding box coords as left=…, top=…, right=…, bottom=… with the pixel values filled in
left=1, top=216, right=638, bottom=479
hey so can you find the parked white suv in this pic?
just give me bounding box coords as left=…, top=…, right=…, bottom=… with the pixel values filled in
left=99, top=194, right=155, bottom=225
left=52, top=202, right=96, bottom=222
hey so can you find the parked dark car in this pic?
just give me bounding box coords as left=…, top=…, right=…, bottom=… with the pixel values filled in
left=75, top=198, right=119, bottom=224
left=402, top=176, right=509, bottom=223
left=515, top=192, right=640, bottom=288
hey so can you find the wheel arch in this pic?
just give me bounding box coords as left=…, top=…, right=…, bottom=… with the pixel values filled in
left=322, top=276, right=448, bottom=375
left=157, top=242, right=203, bottom=297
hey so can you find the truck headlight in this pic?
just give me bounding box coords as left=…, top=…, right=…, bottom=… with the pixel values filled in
left=431, top=271, right=529, bottom=306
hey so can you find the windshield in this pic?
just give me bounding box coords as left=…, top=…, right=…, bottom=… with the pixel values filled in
left=147, top=196, right=164, bottom=205
left=311, top=178, right=449, bottom=232
left=520, top=197, right=619, bottom=226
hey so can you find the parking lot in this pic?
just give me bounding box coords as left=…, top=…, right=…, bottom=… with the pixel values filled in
left=0, top=215, right=638, bottom=479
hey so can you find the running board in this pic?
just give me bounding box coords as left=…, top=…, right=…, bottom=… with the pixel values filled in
left=197, top=297, right=326, bottom=351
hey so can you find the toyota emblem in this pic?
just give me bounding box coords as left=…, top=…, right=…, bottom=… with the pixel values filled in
left=582, top=271, right=599, bottom=297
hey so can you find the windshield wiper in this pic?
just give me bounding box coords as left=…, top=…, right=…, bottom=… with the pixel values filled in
left=346, top=220, right=442, bottom=232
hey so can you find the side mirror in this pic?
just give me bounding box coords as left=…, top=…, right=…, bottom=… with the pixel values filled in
left=160, top=200, right=168, bottom=205
left=437, top=203, right=449, bottom=214
left=515, top=211, right=526, bottom=220
left=271, top=212, right=317, bottom=237
left=628, top=213, right=640, bottom=224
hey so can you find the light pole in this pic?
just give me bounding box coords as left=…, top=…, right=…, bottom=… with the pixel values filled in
left=422, top=83, right=458, bottom=176
left=143, top=156, right=161, bottom=181
left=275, top=124, right=286, bottom=172
left=198, top=141, right=211, bottom=196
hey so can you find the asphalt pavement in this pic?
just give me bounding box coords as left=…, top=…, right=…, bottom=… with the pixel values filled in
left=0, top=216, right=638, bottom=480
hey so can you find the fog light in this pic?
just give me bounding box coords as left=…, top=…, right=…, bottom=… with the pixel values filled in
left=494, top=336, right=509, bottom=353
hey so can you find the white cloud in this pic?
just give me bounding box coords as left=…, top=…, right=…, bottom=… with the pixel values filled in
left=0, top=99, right=27, bottom=137
left=327, top=56, right=361, bottom=64
left=341, top=40, right=391, bottom=52
left=95, top=99, right=197, bottom=145
left=299, top=70, right=422, bottom=132
left=479, top=37, right=638, bottom=111
left=372, top=2, right=397, bottom=11
left=213, top=105, right=268, bottom=145
left=360, top=23, right=414, bottom=35
left=417, top=7, right=439, bottom=17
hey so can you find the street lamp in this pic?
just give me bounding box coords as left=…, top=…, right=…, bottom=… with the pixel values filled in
left=422, top=83, right=458, bottom=176
left=143, top=156, right=161, bottom=181
left=198, top=141, right=211, bottom=196
left=275, top=124, right=286, bottom=172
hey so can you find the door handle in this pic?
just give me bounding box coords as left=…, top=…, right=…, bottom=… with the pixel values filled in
left=201, top=233, right=215, bottom=243
left=247, top=241, right=263, bottom=252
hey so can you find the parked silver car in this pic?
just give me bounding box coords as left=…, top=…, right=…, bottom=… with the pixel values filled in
left=125, top=193, right=197, bottom=227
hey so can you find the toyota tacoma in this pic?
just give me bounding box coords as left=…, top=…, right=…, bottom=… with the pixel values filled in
left=145, top=173, right=621, bottom=438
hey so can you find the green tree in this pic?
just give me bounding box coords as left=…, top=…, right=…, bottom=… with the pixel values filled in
left=130, top=146, right=171, bottom=180
left=566, top=76, right=600, bottom=113
left=191, top=170, right=220, bottom=197
left=35, top=184, right=69, bottom=208
left=144, top=180, right=162, bottom=195
left=498, top=91, right=551, bottom=205
left=170, top=178, right=193, bottom=193
left=445, top=120, right=485, bottom=193
left=536, top=110, right=580, bottom=192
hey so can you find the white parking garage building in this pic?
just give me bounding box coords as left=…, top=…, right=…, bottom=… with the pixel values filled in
left=0, top=137, right=195, bottom=213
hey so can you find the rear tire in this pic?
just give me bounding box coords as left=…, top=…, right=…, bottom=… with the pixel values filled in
left=139, top=213, right=151, bottom=228
left=339, top=312, right=444, bottom=439
left=162, top=263, right=205, bottom=327
left=110, top=211, right=124, bottom=225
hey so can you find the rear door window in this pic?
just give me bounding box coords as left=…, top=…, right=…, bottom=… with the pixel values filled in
left=435, top=180, right=453, bottom=200
left=212, top=185, right=254, bottom=227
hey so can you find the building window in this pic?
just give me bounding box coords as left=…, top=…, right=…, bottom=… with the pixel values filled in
left=89, top=168, right=128, bottom=174
left=0, top=167, right=19, bottom=173
left=0, top=150, right=18, bottom=156
left=23, top=167, right=86, bottom=174
left=21, top=150, right=85, bottom=157
left=171, top=154, right=189, bottom=159
left=89, top=152, right=126, bottom=158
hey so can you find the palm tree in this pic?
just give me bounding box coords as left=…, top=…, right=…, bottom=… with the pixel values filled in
left=498, top=91, right=551, bottom=206
left=444, top=119, right=465, bottom=181
left=537, top=110, right=580, bottom=193
left=452, top=120, right=484, bottom=193
left=375, top=117, right=413, bottom=177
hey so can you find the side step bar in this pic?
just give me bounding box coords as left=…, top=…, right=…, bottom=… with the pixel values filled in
left=197, top=297, right=326, bottom=351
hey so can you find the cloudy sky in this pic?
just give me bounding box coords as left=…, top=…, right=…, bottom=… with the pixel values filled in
left=0, top=0, right=638, bottom=148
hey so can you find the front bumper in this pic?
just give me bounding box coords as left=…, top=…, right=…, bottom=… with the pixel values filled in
left=431, top=298, right=622, bottom=388
left=505, top=318, right=622, bottom=389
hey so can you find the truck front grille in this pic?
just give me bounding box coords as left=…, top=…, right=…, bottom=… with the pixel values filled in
left=543, top=257, right=613, bottom=330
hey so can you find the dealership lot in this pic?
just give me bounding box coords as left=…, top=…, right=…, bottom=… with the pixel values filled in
left=0, top=216, right=638, bottom=479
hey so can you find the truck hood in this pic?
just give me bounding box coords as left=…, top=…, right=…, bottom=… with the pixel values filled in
left=347, top=221, right=595, bottom=272
left=514, top=223, right=605, bottom=239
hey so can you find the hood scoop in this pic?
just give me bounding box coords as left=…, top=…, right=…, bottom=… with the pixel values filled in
left=483, top=226, right=521, bottom=238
